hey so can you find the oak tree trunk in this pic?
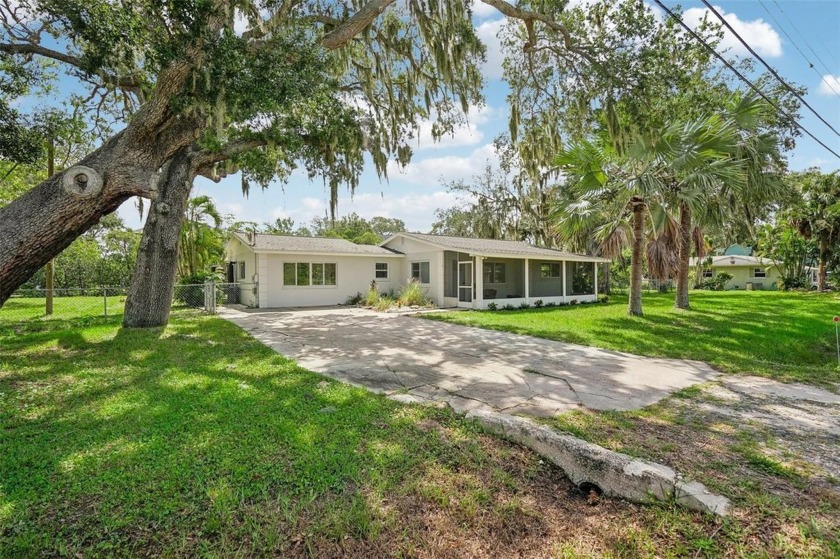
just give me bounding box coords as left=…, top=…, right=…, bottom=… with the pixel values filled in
left=0, top=61, right=200, bottom=306
left=675, top=202, right=691, bottom=309
left=628, top=198, right=646, bottom=316
left=123, top=150, right=195, bottom=328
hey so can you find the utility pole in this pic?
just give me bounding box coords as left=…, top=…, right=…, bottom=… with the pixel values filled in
left=45, top=135, right=55, bottom=315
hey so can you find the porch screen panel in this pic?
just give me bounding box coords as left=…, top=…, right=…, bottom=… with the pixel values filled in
left=567, top=262, right=595, bottom=295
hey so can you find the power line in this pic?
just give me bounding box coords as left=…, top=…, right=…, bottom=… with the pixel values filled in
left=700, top=0, right=840, bottom=136
left=652, top=0, right=840, bottom=160
left=771, top=0, right=840, bottom=74
left=756, top=0, right=840, bottom=97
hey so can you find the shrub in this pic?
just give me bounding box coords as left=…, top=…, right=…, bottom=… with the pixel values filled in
left=346, top=292, right=364, bottom=306
left=699, top=272, right=733, bottom=291
left=570, top=299, right=579, bottom=305
left=363, top=288, right=380, bottom=307
left=398, top=279, right=432, bottom=307
left=534, top=299, right=544, bottom=308
left=374, top=296, right=396, bottom=312
left=519, top=302, right=531, bottom=310
left=598, top=295, right=610, bottom=304
left=502, top=303, right=516, bottom=311
left=545, top=301, right=557, bottom=308
left=487, top=302, right=498, bottom=311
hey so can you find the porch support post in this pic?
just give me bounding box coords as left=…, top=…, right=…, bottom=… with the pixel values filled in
left=475, top=255, right=484, bottom=308
left=562, top=260, right=567, bottom=302
left=594, top=262, right=598, bottom=296
left=524, top=258, right=530, bottom=301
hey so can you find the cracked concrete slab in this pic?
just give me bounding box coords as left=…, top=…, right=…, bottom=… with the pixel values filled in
left=221, top=306, right=718, bottom=416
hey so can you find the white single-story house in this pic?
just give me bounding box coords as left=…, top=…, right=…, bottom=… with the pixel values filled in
left=225, top=232, right=608, bottom=309
left=691, top=255, right=818, bottom=290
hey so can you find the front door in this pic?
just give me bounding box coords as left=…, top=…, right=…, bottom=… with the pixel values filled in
left=458, top=261, right=473, bottom=304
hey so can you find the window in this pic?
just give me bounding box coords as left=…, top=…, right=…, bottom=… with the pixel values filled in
left=540, top=262, right=562, bottom=278
left=411, top=261, right=430, bottom=283
left=483, top=262, right=507, bottom=284
left=375, top=262, right=389, bottom=279
left=283, top=262, right=337, bottom=286
left=702, top=269, right=714, bottom=278
left=237, top=262, right=246, bottom=280
left=753, top=268, right=766, bottom=278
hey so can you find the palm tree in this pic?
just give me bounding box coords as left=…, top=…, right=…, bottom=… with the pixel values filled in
left=179, top=195, right=223, bottom=278
left=791, top=170, right=840, bottom=290
left=556, top=136, right=662, bottom=316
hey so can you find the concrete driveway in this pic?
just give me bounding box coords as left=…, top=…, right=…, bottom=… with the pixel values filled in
left=220, top=306, right=718, bottom=417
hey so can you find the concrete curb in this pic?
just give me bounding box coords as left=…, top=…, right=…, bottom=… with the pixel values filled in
left=466, top=409, right=730, bottom=516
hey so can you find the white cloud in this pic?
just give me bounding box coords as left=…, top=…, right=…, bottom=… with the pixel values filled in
left=386, top=143, right=500, bottom=185
left=414, top=104, right=497, bottom=150
left=682, top=6, right=782, bottom=58
left=470, top=1, right=499, bottom=19
left=475, top=18, right=505, bottom=80
left=818, top=74, right=840, bottom=96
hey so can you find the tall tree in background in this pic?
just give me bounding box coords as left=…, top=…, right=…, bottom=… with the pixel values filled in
left=179, top=196, right=224, bottom=279
left=790, top=170, right=840, bottom=290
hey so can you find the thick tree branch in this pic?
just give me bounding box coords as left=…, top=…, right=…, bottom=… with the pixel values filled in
left=479, top=0, right=591, bottom=60
left=321, top=0, right=397, bottom=50
left=0, top=42, right=143, bottom=89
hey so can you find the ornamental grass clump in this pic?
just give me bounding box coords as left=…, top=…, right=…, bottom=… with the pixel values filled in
left=398, top=279, right=432, bottom=307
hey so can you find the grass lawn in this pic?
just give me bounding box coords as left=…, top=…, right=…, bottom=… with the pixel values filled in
left=1, top=312, right=836, bottom=556
left=424, top=290, right=840, bottom=387
left=0, top=295, right=126, bottom=323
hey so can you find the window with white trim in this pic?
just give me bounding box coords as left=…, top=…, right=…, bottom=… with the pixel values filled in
left=237, top=262, right=246, bottom=280
left=540, top=262, right=562, bottom=278
left=752, top=267, right=766, bottom=278
left=483, top=262, right=507, bottom=284
left=283, top=262, right=337, bottom=286
left=375, top=262, right=389, bottom=279
left=411, top=261, right=430, bottom=283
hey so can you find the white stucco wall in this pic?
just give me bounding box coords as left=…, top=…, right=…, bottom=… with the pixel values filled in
left=708, top=266, right=782, bottom=290
left=264, top=254, right=401, bottom=307
left=225, top=238, right=259, bottom=306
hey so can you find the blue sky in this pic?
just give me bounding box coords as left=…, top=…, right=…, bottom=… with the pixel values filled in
left=112, top=2, right=840, bottom=231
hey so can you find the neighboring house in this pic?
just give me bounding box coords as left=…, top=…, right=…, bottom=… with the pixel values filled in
left=225, top=232, right=608, bottom=309
left=691, top=255, right=784, bottom=290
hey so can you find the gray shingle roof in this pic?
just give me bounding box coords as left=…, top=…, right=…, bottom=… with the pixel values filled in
left=394, top=233, right=609, bottom=261
left=232, top=232, right=403, bottom=256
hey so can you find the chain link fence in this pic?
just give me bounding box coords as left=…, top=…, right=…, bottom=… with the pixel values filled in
left=0, top=282, right=257, bottom=325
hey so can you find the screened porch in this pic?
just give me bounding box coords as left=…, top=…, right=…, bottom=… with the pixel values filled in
left=442, top=250, right=599, bottom=309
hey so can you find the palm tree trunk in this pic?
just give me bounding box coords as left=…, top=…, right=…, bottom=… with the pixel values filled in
left=675, top=202, right=691, bottom=309
left=818, top=230, right=828, bottom=290
left=628, top=198, right=646, bottom=316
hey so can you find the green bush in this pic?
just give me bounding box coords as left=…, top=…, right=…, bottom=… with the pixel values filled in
left=534, top=299, right=544, bottom=308
left=397, top=279, right=432, bottom=307
left=346, top=292, right=364, bottom=305
left=545, top=301, right=557, bottom=308
left=502, top=303, right=516, bottom=311
left=598, top=295, right=610, bottom=304
left=487, top=302, right=498, bottom=311
left=363, top=288, right=381, bottom=307
left=699, top=272, right=733, bottom=291
left=519, top=302, right=531, bottom=310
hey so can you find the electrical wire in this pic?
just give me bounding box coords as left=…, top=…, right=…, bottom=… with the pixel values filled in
left=701, top=0, right=839, bottom=136
left=652, top=0, right=840, bottom=160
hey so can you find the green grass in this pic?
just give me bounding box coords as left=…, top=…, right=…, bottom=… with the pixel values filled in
left=2, top=311, right=837, bottom=556
left=424, top=290, right=840, bottom=387
left=0, top=295, right=126, bottom=323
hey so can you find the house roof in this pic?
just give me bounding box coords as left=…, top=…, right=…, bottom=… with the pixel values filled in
left=230, top=232, right=404, bottom=257
left=690, top=255, right=776, bottom=267
left=386, top=233, right=609, bottom=262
